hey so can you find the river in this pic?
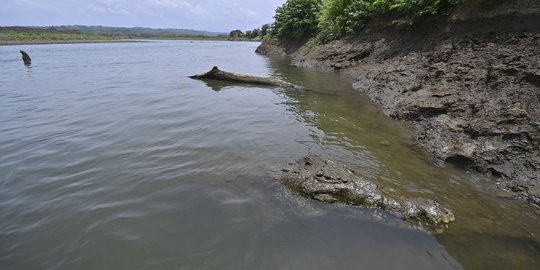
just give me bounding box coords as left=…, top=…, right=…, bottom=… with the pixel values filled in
left=0, top=41, right=538, bottom=269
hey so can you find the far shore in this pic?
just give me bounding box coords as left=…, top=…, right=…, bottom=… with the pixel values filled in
left=0, top=37, right=255, bottom=46
left=0, top=39, right=139, bottom=46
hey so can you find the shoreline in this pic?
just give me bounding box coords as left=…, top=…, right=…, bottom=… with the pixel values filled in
left=0, top=38, right=256, bottom=46
left=256, top=13, right=540, bottom=207
left=0, top=39, right=141, bottom=46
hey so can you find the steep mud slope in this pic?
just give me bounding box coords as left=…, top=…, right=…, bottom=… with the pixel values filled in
left=257, top=0, right=540, bottom=206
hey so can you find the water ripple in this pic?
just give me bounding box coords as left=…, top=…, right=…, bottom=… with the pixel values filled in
left=1, top=41, right=537, bottom=270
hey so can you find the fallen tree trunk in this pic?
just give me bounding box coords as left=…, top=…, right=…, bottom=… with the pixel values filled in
left=189, top=66, right=302, bottom=90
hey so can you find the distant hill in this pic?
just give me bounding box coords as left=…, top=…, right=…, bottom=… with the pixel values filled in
left=6, top=25, right=227, bottom=38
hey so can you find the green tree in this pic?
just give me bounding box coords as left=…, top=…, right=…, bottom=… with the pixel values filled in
left=229, top=29, right=244, bottom=38
left=379, top=0, right=459, bottom=24
left=318, top=0, right=376, bottom=41
left=272, top=0, right=322, bottom=39
left=261, top=24, right=270, bottom=37
left=271, top=0, right=494, bottom=42
left=251, top=28, right=260, bottom=38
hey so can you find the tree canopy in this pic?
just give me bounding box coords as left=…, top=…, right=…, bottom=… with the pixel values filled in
left=270, top=0, right=496, bottom=41
left=272, top=0, right=322, bottom=39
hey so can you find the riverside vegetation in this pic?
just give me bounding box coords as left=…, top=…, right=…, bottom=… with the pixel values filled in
left=0, top=26, right=227, bottom=44
left=0, top=27, right=115, bottom=44
left=269, top=0, right=501, bottom=41
left=257, top=0, right=540, bottom=207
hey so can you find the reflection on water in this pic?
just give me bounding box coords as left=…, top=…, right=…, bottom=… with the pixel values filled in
left=0, top=41, right=538, bottom=270
left=198, top=79, right=250, bottom=92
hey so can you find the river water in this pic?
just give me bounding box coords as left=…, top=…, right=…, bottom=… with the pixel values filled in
left=0, top=41, right=538, bottom=270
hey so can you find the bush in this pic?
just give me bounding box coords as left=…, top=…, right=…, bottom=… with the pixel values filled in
left=272, top=0, right=323, bottom=39
left=273, top=0, right=498, bottom=41
left=318, top=0, right=376, bottom=41
left=379, top=0, right=459, bottom=24
left=261, top=24, right=271, bottom=37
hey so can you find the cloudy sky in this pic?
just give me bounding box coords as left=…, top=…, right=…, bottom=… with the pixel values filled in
left=0, top=0, right=287, bottom=32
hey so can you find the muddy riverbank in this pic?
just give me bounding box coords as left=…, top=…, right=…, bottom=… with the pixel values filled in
left=257, top=1, right=540, bottom=207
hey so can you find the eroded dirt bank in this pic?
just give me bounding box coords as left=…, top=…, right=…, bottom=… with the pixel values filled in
left=257, top=1, right=540, bottom=207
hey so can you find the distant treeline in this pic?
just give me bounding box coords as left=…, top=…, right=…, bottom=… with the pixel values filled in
left=0, top=26, right=115, bottom=43
left=1, top=25, right=227, bottom=39
left=229, top=24, right=271, bottom=41
left=57, top=25, right=226, bottom=38
left=0, top=26, right=81, bottom=34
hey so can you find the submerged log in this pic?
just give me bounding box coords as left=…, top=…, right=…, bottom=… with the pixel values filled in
left=20, top=50, right=31, bottom=65
left=189, top=66, right=302, bottom=90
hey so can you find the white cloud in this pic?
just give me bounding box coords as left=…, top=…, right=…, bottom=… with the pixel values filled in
left=147, top=0, right=210, bottom=18
left=0, top=0, right=287, bottom=32
left=87, top=1, right=132, bottom=15
left=219, top=0, right=259, bottom=18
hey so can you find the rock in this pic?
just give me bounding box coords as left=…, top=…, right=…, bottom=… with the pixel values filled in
left=256, top=39, right=284, bottom=56
left=255, top=38, right=289, bottom=57
left=280, top=155, right=455, bottom=230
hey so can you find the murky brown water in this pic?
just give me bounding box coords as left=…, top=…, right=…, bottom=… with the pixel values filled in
left=0, top=41, right=538, bottom=270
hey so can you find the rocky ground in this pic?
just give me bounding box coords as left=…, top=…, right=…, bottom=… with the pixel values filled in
left=257, top=3, right=540, bottom=207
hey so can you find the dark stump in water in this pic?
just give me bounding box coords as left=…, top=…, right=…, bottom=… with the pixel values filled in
left=280, top=155, right=455, bottom=232
left=20, top=50, right=31, bottom=65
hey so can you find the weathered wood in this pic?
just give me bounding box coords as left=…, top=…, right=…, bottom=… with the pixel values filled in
left=189, top=66, right=302, bottom=90
left=20, top=50, right=31, bottom=65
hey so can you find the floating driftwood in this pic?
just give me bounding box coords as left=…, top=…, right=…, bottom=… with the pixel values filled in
left=189, top=66, right=302, bottom=90
left=20, top=50, right=31, bottom=65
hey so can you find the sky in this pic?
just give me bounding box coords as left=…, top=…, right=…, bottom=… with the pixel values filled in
left=0, top=0, right=287, bottom=33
